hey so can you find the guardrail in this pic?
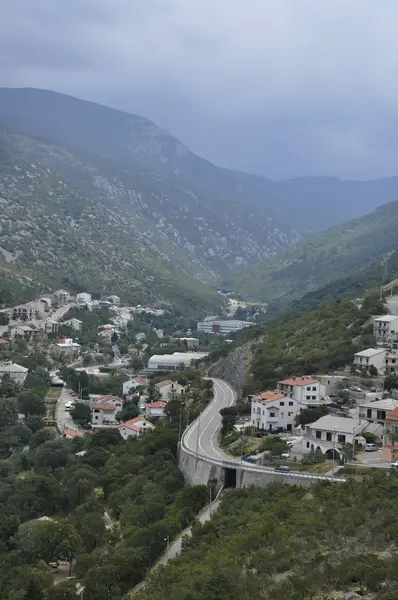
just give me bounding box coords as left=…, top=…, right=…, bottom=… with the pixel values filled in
left=180, top=380, right=346, bottom=484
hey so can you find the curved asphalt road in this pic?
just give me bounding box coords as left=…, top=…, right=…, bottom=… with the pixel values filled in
left=183, top=378, right=237, bottom=462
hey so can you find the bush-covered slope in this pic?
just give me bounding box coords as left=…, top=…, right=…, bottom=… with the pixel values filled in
left=227, top=200, right=398, bottom=303
left=138, top=475, right=398, bottom=600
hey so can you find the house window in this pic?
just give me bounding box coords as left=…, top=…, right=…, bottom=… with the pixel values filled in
left=288, top=412, right=293, bottom=416
left=315, top=430, right=321, bottom=439
left=367, top=409, right=372, bottom=418
left=312, top=387, right=317, bottom=391
left=326, top=432, right=332, bottom=441
left=306, top=441, right=310, bottom=448
left=94, top=409, right=100, bottom=413
left=306, top=387, right=311, bottom=391
left=337, top=434, right=346, bottom=443
left=312, top=396, right=316, bottom=400
left=306, top=396, right=311, bottom=400
left=270, top=412, right=276, bottom=417
left=95, top=415, right=98, bottom=420
left=289, top=401, right=294, bottom=406
left=280, top=412, right=284, bottom=418
left=377, top=410, right=386, bottom=420
left=280, top=401, right=285, bottom=406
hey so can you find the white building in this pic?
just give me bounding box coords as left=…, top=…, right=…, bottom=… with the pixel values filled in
left=117, top=416, right=154, bottom=440
left=55, top=338, right=81, bottom=356
left=145, top=401, right=167, bottom=418
left=107, top=295, right=120, bottom=306
left=251, top=391, right=297, bottom=431
left=179, top=337, right=200, bottom=349
left=385, top=352, right=398, bottom=374
left=277, top=377, right=330, bottom=408
left=12, top=303, right=38, bottom=320
left=63, top=318, right=83, bottom=332
left=373, top=315, right=398, bottom=341
left=358, top=397, right=398, bottom=424
left=354, top=348, right=386, bottom=374
left=91, top=397, right=123, bottom=428
left=39, top=319, right=59, bottom=334
left=302, top=415, right=367, bottom=457
left=54, top=290, right=72, bottom=305
left=155, top=380, right=185, bottom=401
left=122, top=377, right=148, bottom=395
left=147, top=352, right=208, bottom=371
left=0, top=362, right=28, bottom=385
left=197, top=319, right=255, bottom=335
left=76, top=293, right=92, bottom=305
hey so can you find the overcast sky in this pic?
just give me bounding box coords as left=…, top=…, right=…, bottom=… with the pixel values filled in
left=1, top=0, right=398, bottom=180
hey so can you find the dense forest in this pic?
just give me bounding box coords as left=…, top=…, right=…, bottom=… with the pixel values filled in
left=137, top=473, right=398, bottom=600
left=0, top=373, right=213, bottom=600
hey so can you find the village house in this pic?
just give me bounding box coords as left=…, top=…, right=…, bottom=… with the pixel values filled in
left=107, top=295, right=120, bottom=306
left=353, top=348, right=386, bottom=374
left=385, top=351, right=398, bottom=374
left=277, top=376, right=330, bottom=408
left=382, top=407, right=398, bottom=462
left=76, top=292, right=92, bottom=305
left=0, top=339, right=9, bottom=347
left=117, top=416, right=154, bottom=440
left=55, top=337, right=81, bottom=356
left=63, top=318, right=83, bottom=332
left=39, top=319, right=59, bottom=334
left=10, top=324, right=41, bottom=340
left=302, top=415, right=367, bottom=458
left=358, top=397, right=398, bottom=425
left=122, top=376, right=148, bottom=395
left=90, top=396, right=123, bottom=428
left=155, top=380, right=185, bottom=401
left=250, top=391, right=297, bottom=432
left=12, top=303, right=38, bottom=321
left=63, top=428, right=85, bottom=440
left=53, top=289, right=72, bottom=305
left=179, top=337, right=200, bottom=349
left=373, top=315, right=398, bottom=341
left=0, top=362, right=29, bottom=385
left=145, top=401, right=167, bottom=419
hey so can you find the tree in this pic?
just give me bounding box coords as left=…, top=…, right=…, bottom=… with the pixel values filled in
left=295, top=405, right=328, bottom=426
left=24, top=579, right=44, bottom=600
left=0, top=312, right=9, bottom=325
left=259, top=435, right=289, bottom=457
left=117, top=401, right=139, bottom=423
left=17, top=392, right=46, bottom=418
left=220, top=406, right=238, bottom=435
left=384, top=373, right=398, bottom=391
left=147, top=383, right=162, bottom=403
left=368, top=364, right=378, bottom=377
left=0, top=423, right=32, bottom=454
left=30, top=427, right=56, bottom=449
left=45, top=580, right=78, bottom=600
left=25, top=415, right=46, bottom=433
left=0, top=373, right=20, bottom=398
left=70, top=402, right=91, bottom=426
left=25, top=367, right=51, bottom=390
left=0, top=397, right=18, bottom=429
left=34, top=440, right=70, bottom=471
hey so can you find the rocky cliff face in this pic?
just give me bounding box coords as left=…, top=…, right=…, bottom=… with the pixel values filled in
left=208, top=346, right=252, bottom=396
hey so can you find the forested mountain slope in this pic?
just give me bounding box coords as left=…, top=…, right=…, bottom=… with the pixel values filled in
left=0, top=137, right=225, bottom=315
left=138, top=477, right=398, bottom=600
left=227, top=200, right=398, bottom=303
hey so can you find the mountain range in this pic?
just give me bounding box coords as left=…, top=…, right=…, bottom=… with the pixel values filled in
left=2, top=87, right=398, bottom=314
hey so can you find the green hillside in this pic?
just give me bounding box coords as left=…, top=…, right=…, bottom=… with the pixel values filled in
left=226, top=200, right=398, bottom=303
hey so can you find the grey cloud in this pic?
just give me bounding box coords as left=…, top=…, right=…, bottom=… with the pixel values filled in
left=1, top=0, right=398, bottom=179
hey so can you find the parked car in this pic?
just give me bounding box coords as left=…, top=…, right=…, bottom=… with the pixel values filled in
left=390, top=461, right=398, bottom=468
left=65, top=401, right=75, bottom=411
left=269, top=427, right=284, bottom=434
left=274, top=465, right=290, bottom=472
left=281, top=453, right=291, bottom=459
left=364, top=443, right=378, bottom=452
left=350, top=386, right=362, bottom=392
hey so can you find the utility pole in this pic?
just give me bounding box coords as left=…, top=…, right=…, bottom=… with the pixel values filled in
left=332, top=426, right=336, bottom=472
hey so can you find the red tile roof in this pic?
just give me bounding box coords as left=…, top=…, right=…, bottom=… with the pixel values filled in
left=278, top=377, right=319, bottom=386
left=64, top=429, right=84, bottom=438
left=145, top=401, right=167, bottom=409
left=387, top=407, right=398, bottom=420
left=135, top=376, right=148, bottom=384
left=118, top=416, right=153, bottom=430
left=0, top=339, right=9, bottom=344
left=91, top=402, right=119, bottom=410
left=253, top=391, right=286, bottom=404
left=155, top=380, right=173, bottom=389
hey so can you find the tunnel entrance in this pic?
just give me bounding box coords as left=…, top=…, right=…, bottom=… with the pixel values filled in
left=224, top=468, right=237, bottom=488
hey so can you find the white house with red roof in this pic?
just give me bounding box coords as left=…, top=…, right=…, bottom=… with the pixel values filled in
left=117, top=416, right=154, bottom=440
left=145, top=401, right=167, bottom=418
left=63, top=428, right=85, bottom=440
left=122, top=376, right=148, bottom=395
left=55, top=337, right=81, bottom=356
left=90, top=396, right=123, bottom=428
left=250, top=391, right=298, bottom=431
left=277, top=376, right=330, bottom=408
left=155, top=380, right=185, bottom=401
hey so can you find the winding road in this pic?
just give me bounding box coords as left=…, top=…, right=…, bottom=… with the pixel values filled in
left=183, top=378, right=237, bottom=462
